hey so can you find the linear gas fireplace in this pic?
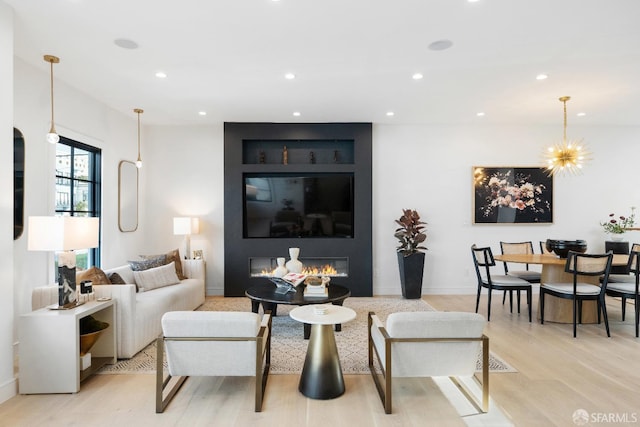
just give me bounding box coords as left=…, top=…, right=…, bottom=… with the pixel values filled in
left=249, top=257, right=349, bottom=278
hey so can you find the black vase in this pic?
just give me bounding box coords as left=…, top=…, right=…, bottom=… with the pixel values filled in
left=397, top=252, right=425, bottom=299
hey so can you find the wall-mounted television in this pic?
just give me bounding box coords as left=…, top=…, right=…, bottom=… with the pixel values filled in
left=244, top=173, right=354, bottom=238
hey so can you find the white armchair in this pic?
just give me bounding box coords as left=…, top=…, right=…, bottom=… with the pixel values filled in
left=368, top=311, right=489, bottom=414
left=156, top=310, right=272, bottom=413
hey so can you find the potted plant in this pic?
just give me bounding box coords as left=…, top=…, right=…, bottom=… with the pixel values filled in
left=600, top=207, right=636, bottom=241
left=394, top=209, right=427, bottom=299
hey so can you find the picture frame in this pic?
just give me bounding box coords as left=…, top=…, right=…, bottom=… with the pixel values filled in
left=193, top=249, right=203, bottom=260
left=472, top=166, right=553, bottom=224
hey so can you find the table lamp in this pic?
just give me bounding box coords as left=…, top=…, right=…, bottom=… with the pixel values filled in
left=173, top=217, right=199, bottom=259
left=28, top=216, right=100, bottom=309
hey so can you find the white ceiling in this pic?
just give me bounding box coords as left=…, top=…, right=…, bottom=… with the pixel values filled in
left=6, top=0, right=640, bottom=126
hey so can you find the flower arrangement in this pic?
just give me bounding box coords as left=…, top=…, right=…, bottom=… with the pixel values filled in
left=476, top=170, right=549, bottom=218
left=600, top=207, right=636, bottom=234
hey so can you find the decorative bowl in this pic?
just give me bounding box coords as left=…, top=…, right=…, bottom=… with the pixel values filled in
left=545, top=239, right=588, bottom=258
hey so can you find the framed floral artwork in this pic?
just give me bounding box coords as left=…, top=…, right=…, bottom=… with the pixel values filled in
left=472, top=166, right=553, bottom=224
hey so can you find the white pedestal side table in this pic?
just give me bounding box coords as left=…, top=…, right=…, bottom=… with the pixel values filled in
left=289, top=304, right=356, bottom=399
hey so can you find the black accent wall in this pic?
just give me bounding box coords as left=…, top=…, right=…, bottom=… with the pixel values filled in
left=224, top=122, right=373, bottom=296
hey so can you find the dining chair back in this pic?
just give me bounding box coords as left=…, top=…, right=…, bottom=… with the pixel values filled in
left=606, top=243, right=640, bottom=337
left=540, top=251, right=613, bottom=337
left=471, top=244, right=532, bottom=322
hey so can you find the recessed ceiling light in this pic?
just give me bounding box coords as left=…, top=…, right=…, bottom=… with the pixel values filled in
left=285, top=73, right=296, bottom=80
left=198, top=111, right=207, bottom=116
left=412, top=73, right=423, bottom=80
left=114, top=38, right=139, bottom=50
left=468, top=0, right=480, bottom=3
left=428, top=39, right=453, bottom=51
left=386, top=111, right=395, bottom=117
left=536, top=74, right=548, bottom=80
left=155, top=71, right=167, bottom=79
left=293, top=111, right=301, bottom=116
left=476, top=112, right=485, bottom=117
left=577, top=112, right=586, bottom=117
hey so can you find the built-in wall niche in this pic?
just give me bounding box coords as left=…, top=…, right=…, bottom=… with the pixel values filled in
left=224, top=122, right=372, bottom=297
left=243, top=139, right=354, bottom=165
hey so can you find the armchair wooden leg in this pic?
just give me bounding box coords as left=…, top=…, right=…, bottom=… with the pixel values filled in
left=156, top=336, right=188, bottom=413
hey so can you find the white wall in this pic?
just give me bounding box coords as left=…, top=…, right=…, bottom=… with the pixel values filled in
left=0, top=1, right=16, bottom=402
left=142, top=122, right=640, bottom=296
left=140, top=124, right=224, bottom=295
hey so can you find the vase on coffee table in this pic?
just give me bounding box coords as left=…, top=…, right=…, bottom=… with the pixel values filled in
left=286, top=247, right=303, bottom=273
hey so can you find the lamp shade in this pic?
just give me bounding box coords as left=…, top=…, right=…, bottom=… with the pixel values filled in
left=173, top=217, right=199, bottom=235
left=28, top=216, right=99, bottom=251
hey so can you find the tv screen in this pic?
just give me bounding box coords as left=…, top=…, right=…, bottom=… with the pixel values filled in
left=244, top=173, right=354, bottom=238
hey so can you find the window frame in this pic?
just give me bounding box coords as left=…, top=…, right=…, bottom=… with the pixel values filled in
left=55, top=136, right=102, bottom=268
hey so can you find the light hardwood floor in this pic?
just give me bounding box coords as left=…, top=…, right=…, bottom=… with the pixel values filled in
left=1, top=294, right=639, bottom=426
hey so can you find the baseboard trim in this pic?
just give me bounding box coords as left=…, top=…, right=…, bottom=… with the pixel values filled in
left=0, top=376, right=17, bottom=404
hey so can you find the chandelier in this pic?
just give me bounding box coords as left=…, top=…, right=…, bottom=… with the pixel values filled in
left=544, top=96, right=590, bottom=176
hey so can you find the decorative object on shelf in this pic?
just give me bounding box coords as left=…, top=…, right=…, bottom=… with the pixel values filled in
left=273, top=257, right=288, bottom=277
left=27, top=216, right=100, bottom=309
left=286, top=247, right=303, bottom=273
left=193, top=249, right=204, bottom=260
left=133, top=108, right=144, bottom=168
left=600, top=207, right=635, bottom=239
left=473, top=166, right=553, bottom=224
left=394, top=209, right=427, bottom=299
left=545, top=239, right=587, bottom=258
left=283, top=145, right=288, bottom=165
left=544, top=96, right=591, bottom=176
left=333, top=150, right=339, bottom=163
left=79, top=315, right=109, bottom=356
left=259, top=150, right=265, bottom=164
left=44, top=54, right=60, bottom=144
left=173, top=217, right=200, bottom=259
left=309, top=151, right=316, bottom=164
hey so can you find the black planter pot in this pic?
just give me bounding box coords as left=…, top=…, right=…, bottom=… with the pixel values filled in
left=397, top=252, right=425, bottom=299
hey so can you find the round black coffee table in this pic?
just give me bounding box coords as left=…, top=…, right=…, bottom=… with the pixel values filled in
left=245, top=283, right=351, bottom=339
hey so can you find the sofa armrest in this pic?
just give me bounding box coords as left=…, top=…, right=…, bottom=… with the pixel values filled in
left=93, top=284, right=137, bottom=358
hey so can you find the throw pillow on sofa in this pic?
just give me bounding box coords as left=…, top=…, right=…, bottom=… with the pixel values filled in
left=77, top=266, right=111, bottom=285
left=128, top=255, right=166, bottom=272
left=133, top=261, right=180, bottom=292
left=140, top=249, right=186, bottom=280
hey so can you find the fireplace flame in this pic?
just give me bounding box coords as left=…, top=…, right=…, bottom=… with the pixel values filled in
left=259, top=264, right=339, bottom=277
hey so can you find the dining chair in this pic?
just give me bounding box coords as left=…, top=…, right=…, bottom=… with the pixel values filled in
left=539, top=241, right=554, bottom=254
left=540, top=251, right=613, bottom=337
left=471, top=244, right=532, bottom=322
left=499, top=241, right=541, bottom=313
left=606, top=244, right=640, bottom=337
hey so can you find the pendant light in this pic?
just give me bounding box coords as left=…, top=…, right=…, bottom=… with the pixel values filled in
left=544, top=96, right=590, bottom=176
left=134, top=108, right=143, bottom=168
left=44, top=55, right=60, bottom=144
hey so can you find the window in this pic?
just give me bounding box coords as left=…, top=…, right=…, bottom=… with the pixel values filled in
left=55, top=137, right=102, bottom=268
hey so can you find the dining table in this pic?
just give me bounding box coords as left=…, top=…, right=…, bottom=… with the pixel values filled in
left=494, top=253, right=628, bottom=323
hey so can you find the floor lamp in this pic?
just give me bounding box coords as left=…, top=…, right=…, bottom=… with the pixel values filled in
left=28, top=216, right=100, bottom=309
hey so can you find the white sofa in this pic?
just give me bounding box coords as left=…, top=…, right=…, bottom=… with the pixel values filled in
left=32, top=260, right=205, bottom=359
